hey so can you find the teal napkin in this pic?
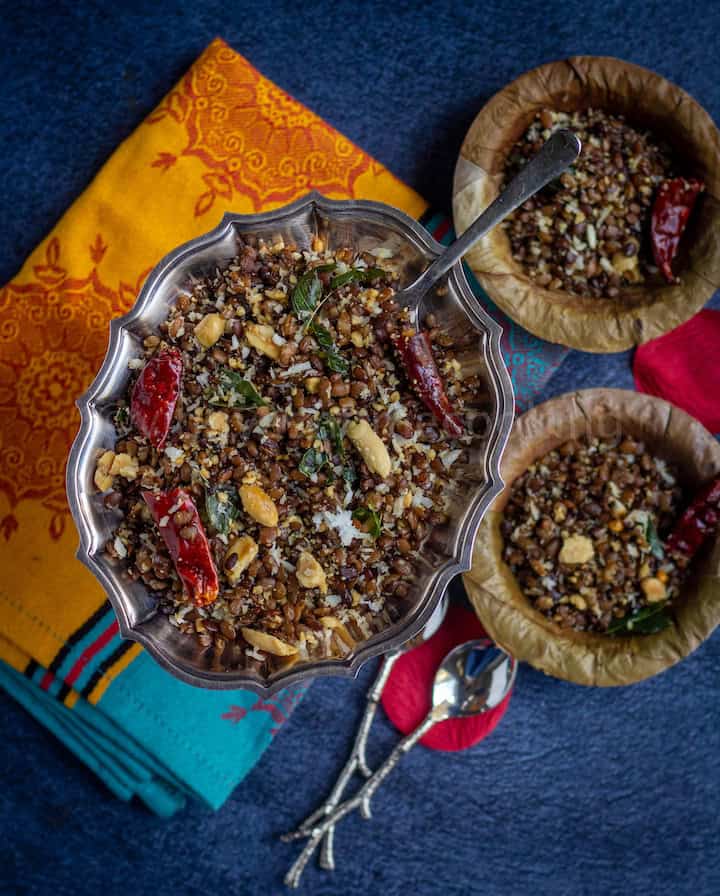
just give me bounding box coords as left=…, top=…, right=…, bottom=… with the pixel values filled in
left=0, top=648, right=304, bottom=816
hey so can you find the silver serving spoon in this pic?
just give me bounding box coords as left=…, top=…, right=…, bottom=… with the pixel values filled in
left=283, top=595, right=449, bottom=871
left=283, top=637, right=518, bottom=888
left=399, top=128, right=581, bottom=328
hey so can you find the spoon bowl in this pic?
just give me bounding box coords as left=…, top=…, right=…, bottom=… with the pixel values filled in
left=432, top=638, right=517, bottom=719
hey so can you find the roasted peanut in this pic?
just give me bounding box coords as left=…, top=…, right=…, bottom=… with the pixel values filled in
left=241, top=628, right=298, bottom=656
left=109, top=452, right=139, bottom=481
left=208, top=410, right=229, bottom=433
left=611, top=252, right=641, bottom=281
left=347, top=419, right=392, bottom=478
left=296, top=550, right=328, bottom=594
left=319, top=616, right=355, bottom=648
left=194, top=312, right=225, bottom=348
left=94, top=450, right=116, bottom=491
left=558, top=534, right=594, bottom=565
left=224, top=535, right=259, bottom=585
left=245, top=323, right=281, bottom=361
left=239, top=484, right=279, bottom=527
left=641, top=577, right=666, bottom=603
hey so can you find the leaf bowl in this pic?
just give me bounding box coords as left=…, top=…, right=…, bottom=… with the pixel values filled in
left=453, top=56, right=720, bottom=353
left=465, top=388, right=720, bottom=686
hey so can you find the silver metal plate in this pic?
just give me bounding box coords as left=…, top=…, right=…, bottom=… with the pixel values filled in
left=66, top=193, right=514, bottom=694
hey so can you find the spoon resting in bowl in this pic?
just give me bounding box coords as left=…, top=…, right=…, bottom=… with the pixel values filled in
left=389, top=128, right=580, bottom=438
left=399, top=128, right=581, bottom=330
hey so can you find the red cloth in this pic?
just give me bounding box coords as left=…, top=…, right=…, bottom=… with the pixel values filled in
left=381, top=604, right=512, bottom=751
left=633, top=310, right=720, bottom=434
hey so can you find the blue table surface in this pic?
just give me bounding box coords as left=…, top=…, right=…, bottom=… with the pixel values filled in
left=1, top=2, right=719, bottom=894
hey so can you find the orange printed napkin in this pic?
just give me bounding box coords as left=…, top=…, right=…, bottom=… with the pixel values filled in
left=0, top=37, right=426, bottom=812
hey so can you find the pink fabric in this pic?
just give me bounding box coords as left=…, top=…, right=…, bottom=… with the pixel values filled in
left=381, top=604, right=512, bottom=752
left=633, top=310, right=720, bottom=434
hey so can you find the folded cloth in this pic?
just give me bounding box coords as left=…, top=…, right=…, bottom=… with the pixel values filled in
left=0, top=37, right=567, bottom=815
left=633, top=309, right=720, bottom=435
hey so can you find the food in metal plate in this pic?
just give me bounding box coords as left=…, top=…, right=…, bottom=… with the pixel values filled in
left=130, top=348, right=183, bottom=449
left=391, top=329, right=463, bottom=437
left=502, top=108, right=701, bottom=299
left=500, top=433, right=694, bottom=635
left=142, top=488, right=219, bottom=607
left=97, top=236, right=488, bottom=672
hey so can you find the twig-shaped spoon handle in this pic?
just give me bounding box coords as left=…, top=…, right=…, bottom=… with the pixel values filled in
left=284, top=707, right=445, bottom=888
left=400, top=129, right=581, bottom=312
left=282, top=596, right=449, bottom=870
left=282, top=650, right=401, bottom=870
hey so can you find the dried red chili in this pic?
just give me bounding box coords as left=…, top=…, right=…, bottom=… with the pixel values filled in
left=131, top=348, right=183, bottom=449
left=143, top=488, right=219, bottom=607
left=666, top=475, right=720, bottom=563
left=392, top=329, right=463, bottom=438
left=651, top=177, right=704, bottom=284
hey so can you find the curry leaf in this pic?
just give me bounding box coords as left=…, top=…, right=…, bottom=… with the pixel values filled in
left=309, top=322, right=334, bottom=351
left=342, top=464, right=357, bottom=484
left=360, top=266, right=388, bottom=281
left=606, top=602, right=672, bottom=636
left=309, top=322, right=349, bottom=376
left=330, top=270, right=358, bottom=289
left=205, top=487, right=238, bottom=536
left=291, top=271, right=323, bottom=318
left=352, top=506, right=382, bottom=539
left=319, top=415, right=344, bottom=457
left=330, top=266, right=387, bottom=290
left=645, top=518, right=665, bottom=560
left=207, top=368, right=268, bottom=408
left=114, top=405, right=130, bottom=431
left=299, top=447, right=328, bottom=479
left=324, top=350, right=350, bottom=375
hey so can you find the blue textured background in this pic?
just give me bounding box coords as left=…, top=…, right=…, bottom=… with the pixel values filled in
left=2, top=2, right=719, bottom=894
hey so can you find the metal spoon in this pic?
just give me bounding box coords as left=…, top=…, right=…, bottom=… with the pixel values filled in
left=399, top=128, right=581, bottom=328
left=283, top=637, right=518, bottom=888
left=283, top=594, right=449, bottom=871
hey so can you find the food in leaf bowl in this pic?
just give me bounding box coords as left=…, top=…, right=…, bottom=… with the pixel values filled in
left=502, top=107, right=703, bottom=298
left=464, top=389, right=720, bottom=686
left=453, top=56, right=720, bottom=353
left=67, top=194, right=513, bottom=694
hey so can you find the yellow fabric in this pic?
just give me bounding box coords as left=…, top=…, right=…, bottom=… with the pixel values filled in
left=0, top=38, right=426, bottom=683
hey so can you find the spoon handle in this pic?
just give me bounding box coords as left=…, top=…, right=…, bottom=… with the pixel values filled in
left=282, top=650, right=401, bottom=867
left=360, top=707, right=440, bottom=799
left=409, top=129, right=581, bottom=298
left=283, top=707, right=444, bottom=888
